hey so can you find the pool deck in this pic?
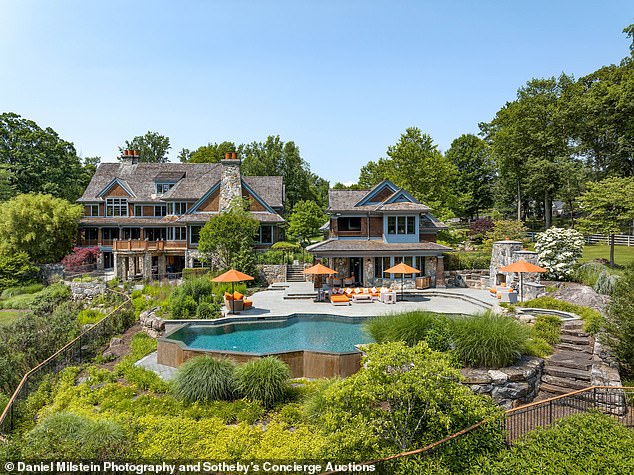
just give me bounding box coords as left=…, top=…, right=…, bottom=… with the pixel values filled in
left=234, top=282, right=498, bottom=318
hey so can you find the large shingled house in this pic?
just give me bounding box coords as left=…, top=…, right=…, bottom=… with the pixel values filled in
left=307, top=179, right=451, bottom=288
left=76, top=150, right=284, bottom=280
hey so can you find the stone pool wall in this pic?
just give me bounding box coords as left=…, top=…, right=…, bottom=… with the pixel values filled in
left=157, top=339, right=363, bottom=379
left=461, top=356, right=544, bottom=409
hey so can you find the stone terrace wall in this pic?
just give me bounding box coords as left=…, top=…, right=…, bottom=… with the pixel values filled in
left=70, top=281, right=106, bottom=300
left=444, top=269, right=489, bottom=289
left=257, top=264, right=287, bottom=285
left=461, top=356, right=544, bottom=409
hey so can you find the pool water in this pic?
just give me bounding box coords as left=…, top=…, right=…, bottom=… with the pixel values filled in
left=167, top=315, right=374, bottom=354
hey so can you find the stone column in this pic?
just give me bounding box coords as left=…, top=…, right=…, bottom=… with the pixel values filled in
left=96, top=252, right=104, bottom=271
left=143, top=253, right=153, bottom=280
left=158, top=254, right=167, bottom=280
left=97, top=228, right=103, bottom=246
left=364, top=257, right=374, bottom=286
left=435, top=256, right=446, bottom=288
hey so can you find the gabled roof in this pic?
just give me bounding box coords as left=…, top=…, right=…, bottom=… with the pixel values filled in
left=327, top=180, right=431, bottom=214
left=78, top=162, right=284, bottom=208
left=96, top=178, right=135, bottom=198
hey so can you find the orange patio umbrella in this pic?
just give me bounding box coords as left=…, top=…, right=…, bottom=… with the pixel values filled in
left=212, top=269, right=255, bottom=314
left=304, top=263, right=337, bottom=291
left=385, top=262, right=421, bottom=302
left=499, top=260, right=547, bottom=302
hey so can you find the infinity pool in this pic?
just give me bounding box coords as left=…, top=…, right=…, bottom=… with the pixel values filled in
left=158, top=314, right=375, bottom=378
left=165, top=314, right=374, bottom=354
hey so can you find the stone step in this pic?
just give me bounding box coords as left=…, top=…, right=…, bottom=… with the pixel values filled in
left=541, top=374, right=590, bottom=390
left=539, top=382, right=573, bottom=396
left=563, top=320, right=584, bottom=328
left=543, top=365, right=591, bottom=381
left=560, top=334, right=591, bottom=345
left=561, top=328, right=590, bottom=338
left=547, top=351, right=592, bottom=370
left=556, top=343, right=593, bottom=354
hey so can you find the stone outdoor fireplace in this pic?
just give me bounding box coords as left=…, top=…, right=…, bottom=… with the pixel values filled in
left=489, top=240, right=545, bottom=299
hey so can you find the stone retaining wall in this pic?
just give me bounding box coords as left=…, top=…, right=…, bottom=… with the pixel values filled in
left=444, top=269, right=489, bottom=289
left=39, top=264, right=64, bottom=284
left=257, top=264, right=287, bottom=285
left=70, top=281, right=106, bottom=300
left=592, top=340, right=626, bottom=415
left=461, top=356, right=544, bottom=409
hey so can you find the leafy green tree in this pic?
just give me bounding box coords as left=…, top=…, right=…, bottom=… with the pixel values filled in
left=198, top=198, right=259, bottom=270
left=445, top=134, right=495, bottom=219
left=319, top=341, right=502, bottom=457
left=120, top=131, right=171, bottom=163
left=0, top=112, right=93, bottom=201
left=0, top=193, right=83, bottom=263
left=0, top=244, right=37, bottom=291
left=287, top=200, right=326, bottom=246
left=0, top=165, right=15, bottom=201
left=332, top=182, right=364, bottom=190
left=187, top=141, right=237, bottom=163
left=481, top=76, right=575, bottom=227
left=483, top=219, right=529, bottom=249
left=577, top=177, right=634, bottom=267
left=358, top=127, right=459, bottom=219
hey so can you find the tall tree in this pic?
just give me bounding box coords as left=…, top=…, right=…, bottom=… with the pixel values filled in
left=120, top=131, right=171, bottom=163
left=481, top=76, right=575, bottom=228
left=0, top=112, right=93, bottom=201
left=187, top=141, right=237, bottom=163
left=577, top=176, right=634, bottom=267
left=287, top=200, right=327, bottom=246
left=445, top=134, right=495, bottom=219
left=0, top=165, right=15, bottom=201
left=0, top=193, right=84, bottom=264
left=358, top=127, right=459, bottom=219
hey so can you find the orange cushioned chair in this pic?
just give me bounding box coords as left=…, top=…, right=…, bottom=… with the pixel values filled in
left=330, top=294, right=350, bottom=306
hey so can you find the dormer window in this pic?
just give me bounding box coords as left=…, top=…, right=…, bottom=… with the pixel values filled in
left=387, top=216, right=416, bottom=235
left=155, top=183, right=174, bottom=194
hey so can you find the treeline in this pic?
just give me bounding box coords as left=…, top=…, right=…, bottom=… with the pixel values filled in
left=348, top=24, right=634, bottom=228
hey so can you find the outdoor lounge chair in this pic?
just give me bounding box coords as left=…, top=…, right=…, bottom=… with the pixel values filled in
left=330, top=294, right=350, bottom=306
left=224, top=291, right=253, bottom=312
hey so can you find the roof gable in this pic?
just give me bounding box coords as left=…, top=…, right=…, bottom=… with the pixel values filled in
left=384, top=189, right=418, bottom=205
left=97, top=178, right=135, bottom=198
left=188, top=182, right=221, bottom=213
left=354, top=180, right=399, bottom=207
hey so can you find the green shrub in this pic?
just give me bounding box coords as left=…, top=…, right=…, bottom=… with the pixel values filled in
left=573, top=262, right=606, bottom=287
left=0, top=292, right=38, bottom=309
left=182, top=267, right=211, bottom=279
left=131, top=296, right=148, bottom=314
left=235, top=357, right=290, bottom=407
left=168, top=277, right=215, bottom=319
left=106, top=277, right=120, bottom=288
left=24, top=412, right=129, bottom=460
left=365, top=311, right=452, bottom=351
left=130, top=289, right=142, bottom=299
left=444, top=252, right=491, bottom=271
left=451, top=313, right=530, bottom=368
left=524, top=336, right=553, bottom=358
left=30, top=283, right=71, bottom=316
left=475, top=412, right=634, bottom=474
left=519, top=296, right=604, bottom=335
left=172, top=356, right=237, bottom=402
left=531, top=314, right=561, bottom=345
left=0, top=283, right=44, bottom=299
left=196, top=300, right=220, bottom=319
left=77, top=309, right=106, bottom=325
left=602, top=265, right=634, bottom=376
left=114, top=333, right=167, bottom=392
left=594, top=270, right=620, bottom=296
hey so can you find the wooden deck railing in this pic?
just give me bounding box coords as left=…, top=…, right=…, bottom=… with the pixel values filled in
left=112, top=239, right=187, bottom=251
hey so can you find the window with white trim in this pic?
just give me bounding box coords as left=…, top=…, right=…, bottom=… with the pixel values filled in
left=106, top=198, right=128, bottom=217
left=387, top=216, right=416, bottom=235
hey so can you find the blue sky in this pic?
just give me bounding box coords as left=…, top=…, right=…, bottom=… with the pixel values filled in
left=1, top=1, right=631, bottom=184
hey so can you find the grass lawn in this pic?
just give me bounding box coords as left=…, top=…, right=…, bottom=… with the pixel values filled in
left=580, top=244, right=634, bottom=267
left=0, top=310, right=25, bottom=326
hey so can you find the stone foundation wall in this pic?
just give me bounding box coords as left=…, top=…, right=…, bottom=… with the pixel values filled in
left=445, top=269, right=489, bottom=289
left=257, top=264, right=287, bottom=285
left=70, top=281, right=106, bottom=300
left=592, top=340, right=626, bottom=415
left=461, top=356, right=544, bottom=409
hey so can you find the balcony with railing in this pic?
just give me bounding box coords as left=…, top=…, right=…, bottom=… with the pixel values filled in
left=113, top=239, right=187, bottom=251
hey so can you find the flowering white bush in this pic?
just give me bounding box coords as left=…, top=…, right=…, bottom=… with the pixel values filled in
left=535, top=227, right=584, bottom=280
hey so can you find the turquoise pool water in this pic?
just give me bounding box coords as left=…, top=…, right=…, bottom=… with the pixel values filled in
left=166, top=315, right=374, bottom=354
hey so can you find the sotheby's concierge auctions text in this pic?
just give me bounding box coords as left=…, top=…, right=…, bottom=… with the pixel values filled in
left=3, top=461, right=377, bottom=474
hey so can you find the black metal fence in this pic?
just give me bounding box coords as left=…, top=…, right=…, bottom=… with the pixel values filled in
left=0, top=290, right=132, bottom=434
left=321, top=386, right=634, bottom=475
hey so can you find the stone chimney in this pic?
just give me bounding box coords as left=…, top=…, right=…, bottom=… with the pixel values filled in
left=219, top=152, right=242, bottom=212
left=121, top=149, right=140, bottom=165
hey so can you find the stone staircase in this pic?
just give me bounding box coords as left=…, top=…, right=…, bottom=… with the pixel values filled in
left=537, top=320, right=593, bottom=400
left=286, top=264, right=306, bottom=282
